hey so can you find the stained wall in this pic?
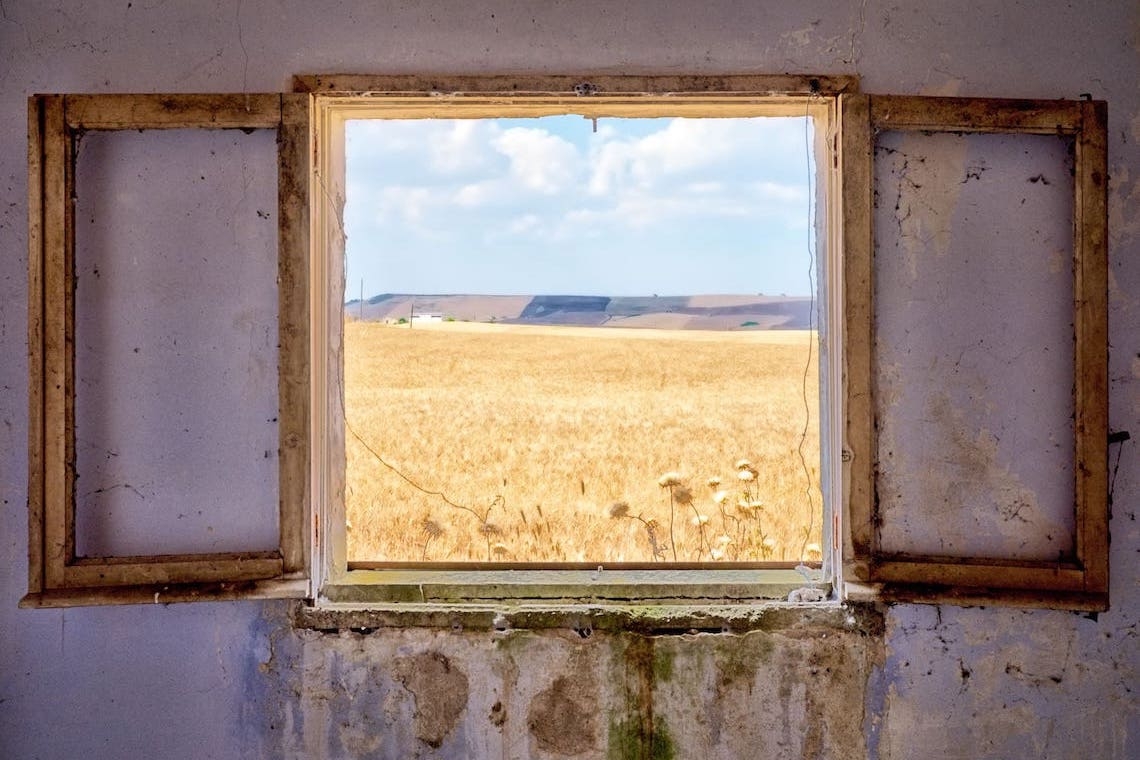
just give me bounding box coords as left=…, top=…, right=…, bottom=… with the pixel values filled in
left=0, top=2, right=1136, bottom=758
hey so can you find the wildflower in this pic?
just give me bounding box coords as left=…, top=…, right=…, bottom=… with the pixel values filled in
left=712, top=490, right=729, bottom=504
left=710, top=548, right=725, bottom=560
left=657, top=472, right=683, bottom=488
left=690, top=514, right=709, bottom=526
left=734, top=459, right=753, bottom=471
left=607, top=501, right=630, bottom=519
left=706, top=476, right=722, bottom=488
left=491, top=543, right=509, bottom=556
left=479, top=521, right=503, bottom=537
left=805, top=542, right=823, bottom=557
left=421, top=518, right=444, bottom=539
left=672, top=486, right=693, bottom=505
left=715, top=534, right=733, bottom=546
left=762, top=537, right=777, bottom=551
left=738, top=469, right=755, bottom=482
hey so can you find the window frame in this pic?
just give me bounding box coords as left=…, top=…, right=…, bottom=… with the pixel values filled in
left=23, top=93, right=311, bottom=607
left=840, top=94, right=1109, bottom=611
left=300, top=74, right=853, bottom=604
left=23, top=81, right=1108, bottom=613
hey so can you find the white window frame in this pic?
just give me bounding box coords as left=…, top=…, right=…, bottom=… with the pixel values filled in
left=303, top=75, right=850, bottom=606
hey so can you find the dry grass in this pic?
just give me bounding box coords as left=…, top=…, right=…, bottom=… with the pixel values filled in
left=345, top=320, right=821, bottom=563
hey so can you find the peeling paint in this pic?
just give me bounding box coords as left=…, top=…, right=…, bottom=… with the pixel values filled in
left=876, top=131, right=969, bottom=281
left=393, top=651, right=470, bottom=748
left=1108, top=165, right=1140, bottom=247
left=527, top=675, right=599, bottom=755
left=874, top=129, right=1078, bottom=563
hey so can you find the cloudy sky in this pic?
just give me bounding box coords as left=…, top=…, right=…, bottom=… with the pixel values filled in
left=344, top=115, right=815, bottom=299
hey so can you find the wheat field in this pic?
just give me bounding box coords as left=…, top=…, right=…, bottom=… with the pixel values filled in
left=344, top=320, right=822, bottom=564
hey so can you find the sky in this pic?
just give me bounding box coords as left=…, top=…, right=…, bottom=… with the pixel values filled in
left=344, top=115, right=815, bottom=299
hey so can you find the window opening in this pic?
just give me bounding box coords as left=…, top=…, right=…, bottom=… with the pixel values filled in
left=341, top=112, right=825, bottom=566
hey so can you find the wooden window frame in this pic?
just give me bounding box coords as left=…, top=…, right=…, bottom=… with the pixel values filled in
left=299, top=74, right=854, bottom=604
left=22, top=82, right=1107, bottom=613
left=23, top=94, right=311, bottom=607
left=840, top=94, right=1109, bottom=610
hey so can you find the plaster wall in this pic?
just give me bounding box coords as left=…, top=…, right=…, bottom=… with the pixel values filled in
left=1, top=2, right=1137, bottom=759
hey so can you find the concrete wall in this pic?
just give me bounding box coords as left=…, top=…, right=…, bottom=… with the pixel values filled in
left=1, top=2, right=1136, bottom=758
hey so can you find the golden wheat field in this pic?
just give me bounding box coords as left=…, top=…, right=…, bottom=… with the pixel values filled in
left=344, top=319, right=822, bottom=564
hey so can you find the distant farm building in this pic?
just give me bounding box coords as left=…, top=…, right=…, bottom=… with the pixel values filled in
left=410, top=312, right=443, bottom=324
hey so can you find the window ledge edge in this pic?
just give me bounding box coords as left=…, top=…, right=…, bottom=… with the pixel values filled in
left=292, top=598, right=883, bottom=636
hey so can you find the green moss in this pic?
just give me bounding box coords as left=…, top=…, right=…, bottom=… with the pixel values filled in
left=490, top=629, right=533, bottom=653
left=717, top=631, right=775, bottom=688
left=607, top=714, right=675, bottom=760
left=652, top=647, right=674, bottom=683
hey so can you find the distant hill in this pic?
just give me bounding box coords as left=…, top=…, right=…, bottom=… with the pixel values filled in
left=345, top=293, right=814, bottom=330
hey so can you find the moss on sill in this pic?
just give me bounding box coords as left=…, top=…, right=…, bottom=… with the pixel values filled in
left=292, top=599, right=884, bottom=637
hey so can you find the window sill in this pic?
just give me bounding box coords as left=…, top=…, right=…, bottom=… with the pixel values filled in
left=293, top=597, right=881, bottom=636
left=322, top=568, right=824, bottom=604
left=19, top=578, right=308, bottom=609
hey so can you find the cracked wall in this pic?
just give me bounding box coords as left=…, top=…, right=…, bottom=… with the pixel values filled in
left=873, top=130, right=1077, bottom=561
left=261, top=612, right=882, bottom=759
left=1, top=2, right=1137, bottom=759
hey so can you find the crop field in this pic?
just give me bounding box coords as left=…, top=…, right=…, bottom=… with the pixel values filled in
left=344, top=320, right=822, bottom=564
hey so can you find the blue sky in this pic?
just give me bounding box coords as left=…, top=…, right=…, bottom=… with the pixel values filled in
left=344, top=115, right=815, bottom=299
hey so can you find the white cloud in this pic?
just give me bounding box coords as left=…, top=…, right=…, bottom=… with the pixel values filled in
left=429, top=120, right=498, bottom=174
left=492, top=127, right=579, bottom=194
left=507, top=214, right=542, bottom=234
left=686, top=181, right=724, bottom=195
left=346, top=115, right=815, bottom=295
left=753, top=180, right=808, bottom=203
left=375, top=185, right=434, bottom=224
left=453, top=180, right=505, bottom=207
left=587, top=117, right=809, bottom=199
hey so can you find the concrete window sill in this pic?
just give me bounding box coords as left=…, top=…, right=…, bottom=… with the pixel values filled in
left=293, top=599, right=883, bottom=637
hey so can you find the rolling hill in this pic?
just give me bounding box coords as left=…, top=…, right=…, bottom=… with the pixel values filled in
left=345, top=293, right=814, bottom=330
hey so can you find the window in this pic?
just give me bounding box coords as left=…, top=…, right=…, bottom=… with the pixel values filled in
left=343, top=114, right=824, bottom=568
left=306, top=76, right=847, bottom=604
left=24, top=79, right=1108, bottom=612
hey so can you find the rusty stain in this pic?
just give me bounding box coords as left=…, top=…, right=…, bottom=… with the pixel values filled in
left=392, top=651, right=469, bottom=748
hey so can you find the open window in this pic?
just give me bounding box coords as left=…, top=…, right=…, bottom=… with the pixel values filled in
left=23, top=94, right=311, bottom=606
left=23, top=81, right=1108, bottom=612
left=301, top=75, right=850, bottom=605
